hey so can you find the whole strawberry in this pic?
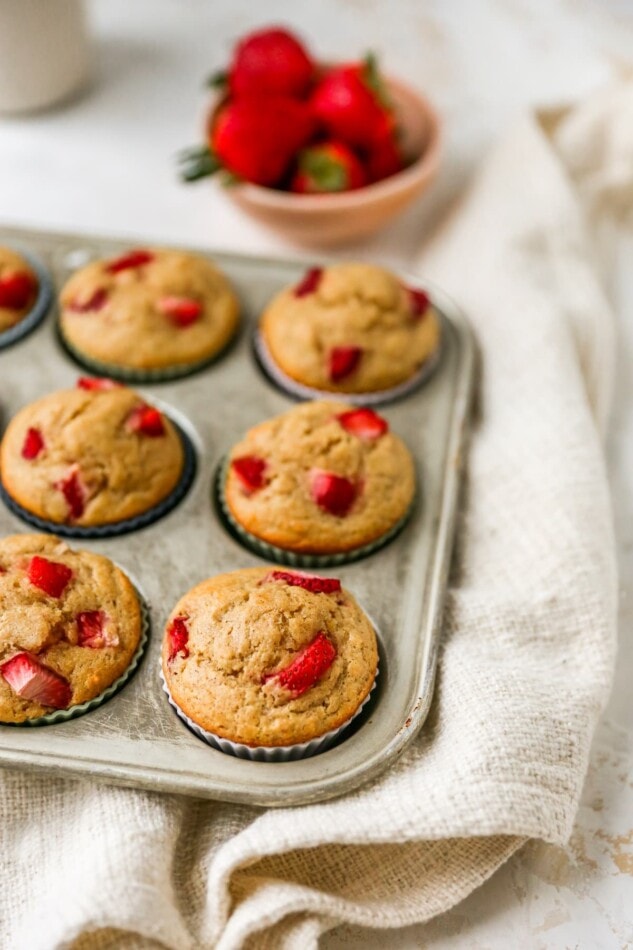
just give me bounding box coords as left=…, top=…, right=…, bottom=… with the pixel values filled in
left=366, top=132, right=404, bottom=182
left=180, top=97, right=314, bottom=186
left=311, top=54, right=393, bottom=149
left=224, top=27, right=314, bottom=99
left=291, top=141, right=366, bottom=193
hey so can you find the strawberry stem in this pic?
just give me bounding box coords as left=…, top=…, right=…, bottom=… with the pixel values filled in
left=363, top=52, right=391, bottom=109
left=178, top=145, right=222, bottom=182
left=206, top=69, right=228, bottom=89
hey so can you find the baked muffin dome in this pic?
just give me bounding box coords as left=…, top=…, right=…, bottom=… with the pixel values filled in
left=162, top=566, right=378, bottom=747
left=0, top=246, right=39, bottom=333
left=59, top=247, right=239, bottom=373
left=0, top=382, right=184, bottom=527
left=224, top=400, right=415, bottom=555
left=0, top=533, right=142, bottom=722
left=259, top=262, right=440, bottom=394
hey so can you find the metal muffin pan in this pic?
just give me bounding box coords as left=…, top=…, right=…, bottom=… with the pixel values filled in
left=0, top=224, right=475, bottom=807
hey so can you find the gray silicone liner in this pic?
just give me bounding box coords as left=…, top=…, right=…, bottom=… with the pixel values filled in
left=0, top=247, right=54, bottom=350
left=0, top=225, right=475, bottom=807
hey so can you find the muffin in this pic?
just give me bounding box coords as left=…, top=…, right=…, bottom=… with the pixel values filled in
left=0, top=533, right=144, bottom=723
left=0, top=380, right=187, bottom=531
left=59, top=247, right=239, bottom=378
left=161, top=566, right=378, bottom=756
left=0, top=246, right=39, bottom=333
left=222, top=400, right=415, bottom=561
left=258, top=262, right=441, bottom=396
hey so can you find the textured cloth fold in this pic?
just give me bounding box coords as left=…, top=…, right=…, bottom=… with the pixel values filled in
left=2, top=80, right=632, bottom=950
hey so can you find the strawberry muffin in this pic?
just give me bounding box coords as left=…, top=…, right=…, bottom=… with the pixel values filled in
left=0, top=380, right=190, bottom=534
left=161, top=566, right=378, bottom=757
left=59, top=247, right=239, bottom=379
left=0, top=533, right=144, bottom=723
left=222, top=400, right=415, bottom=563
left=258, top=263, right=441, bottom=398
left=0, top=246, right=40, bottom=333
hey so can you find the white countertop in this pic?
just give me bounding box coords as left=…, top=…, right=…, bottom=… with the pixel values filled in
left=1, top=0, right=632, bottom=946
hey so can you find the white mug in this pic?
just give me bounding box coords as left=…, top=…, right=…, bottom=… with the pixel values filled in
left=0, top=0, right=90, bottom=114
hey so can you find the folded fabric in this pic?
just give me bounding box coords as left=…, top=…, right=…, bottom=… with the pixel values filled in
left=2, top=79, right=632, bottom=950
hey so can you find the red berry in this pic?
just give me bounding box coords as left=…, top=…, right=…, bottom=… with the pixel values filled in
left=0, top=270, right=36, bottom=310
left=210, top=97, right=314, bottom=187
left=21, top=427, right=45, bottom=460
left=310, top=470, right=357, bottom=517
left=263, top=631, right=336, bottom=696
left=76, top=611, right=114, bottom=649
left=408, top=287, right=430, bottom=318
left=66, top=287, right=109, bottom=313
left=291, top=141, right=366, bottom=194
left=231, top=456, right=268, bottom=494
left=157, top=296, right=203, bottom=327
left=105, top=249, right=154, bottom=274
left=294, top=267, right=322, bottom=298
left=337, top=408, right=388, bottom=440
left=55, top=467, right=87, bottom=520
left=126, top=405, right=165, bottom=438
left=77, top=376, right=123, bottom=391
left=0, top=652, right=71, bottom=709
left=167, top=616, right=190, bottom=662
left=311, top=59, right=391, bottom=149
left=328, top=346, right=363, bottom=382
left=264, top=570, right=342, bottom=594
left=228, top=27, right=314, bottom=99
left=27, top=556, right=73, bottom=598
left=366, top=134, right=404, bottom=182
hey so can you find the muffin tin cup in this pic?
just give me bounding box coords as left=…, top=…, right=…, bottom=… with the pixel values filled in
left=215, top=457, right=414, bottom=569
left=6, top=591, right=150, bottom=728
left=253, top=329, right=443, bottom=406
left=159, top=657, right=378, bottom=762
left=57, top=322, right=237, bottom=385
left=0, top=248, right=54, bottom=351
left=0, top=419, right=197, bottom=540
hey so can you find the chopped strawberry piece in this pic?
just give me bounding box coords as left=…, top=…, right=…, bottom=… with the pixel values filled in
left=157, top=296, right=203, bottom=327
left=27, top=556, right=73, bottom=598
left=56, top=467, right=87, bottom=520
left=408, top=287, right=430, bottom=319
left=0, top=270, right=36, bottom=310
left=328, top=346, right=363, bottom=382
left=167, top=616, right=190, bottom=662
left=126, top=404, right=165, bottom=437
left=76, top=376, right=123, bottom=391
left=294, top=267, right=322, bottom=298
left=231, top=456, right=268, bottom=494
left=67, top=287, right=109, bottom=313
left=337, top=408, right=388, bottom=440
left=76, top=611, right=114, bottom=649
left=264, top=570, right=341, bottom=594
left=21, top=427, right=45, bottom=460
left=263, top=631, right=336, bottom=696
left=310, top=470, right=357, bottom=517
left=105, top=249, right=154, bottom=274
left=0, top=652, right=71, bottom=708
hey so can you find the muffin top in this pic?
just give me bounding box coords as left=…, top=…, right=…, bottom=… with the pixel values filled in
left=0, top=246, right=38, bottom=333
left=259, top=263, right=440, bottom=393
left=0, top=533, right=142, bottom=722
left=0, top=381, right=184, bottom=527
left=162, top=566, right=378, bottom=747
left=225, top=400, right=415, bottom=554
left=59, top=247, right=239, bottom=371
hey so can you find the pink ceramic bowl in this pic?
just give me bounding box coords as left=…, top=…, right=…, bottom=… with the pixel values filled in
left=219, top=76, right=442, bottom=247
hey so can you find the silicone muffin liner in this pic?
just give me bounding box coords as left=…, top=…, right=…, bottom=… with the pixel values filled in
left=57, top=320, right=239, bottom=384
left=0, top=248, right=54, bottom=351
left=0, top=419, right=197, bottom=539
left=214, top=457, right=414, bottom=569
left=160, top=653, right=379, bottom=762
left=253, top=327, right=442, bottom=406
left=6, top=590, right=150, bottom=728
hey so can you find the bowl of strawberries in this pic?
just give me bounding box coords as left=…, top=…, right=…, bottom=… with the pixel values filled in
left=179, top=27, right=441, bottom=246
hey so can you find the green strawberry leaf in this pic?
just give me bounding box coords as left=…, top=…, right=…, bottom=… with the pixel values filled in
left=177, top=145, right=222, bottom=182
left=363, top=52, right=392, bottom=110
left=301, top=150, right=348, bottom=192
left=206, top=69, right=228, bottom=90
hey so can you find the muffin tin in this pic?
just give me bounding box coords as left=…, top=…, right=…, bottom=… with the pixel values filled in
left=0, top=224, right=474, bottom=806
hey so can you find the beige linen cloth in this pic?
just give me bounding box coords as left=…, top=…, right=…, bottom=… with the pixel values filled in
left=2, top=80, right=632, bottom=950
